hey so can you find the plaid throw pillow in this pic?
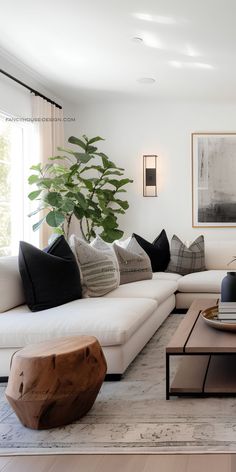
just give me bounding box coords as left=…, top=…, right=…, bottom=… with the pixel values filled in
left=166, top=235, right=205, bottom=276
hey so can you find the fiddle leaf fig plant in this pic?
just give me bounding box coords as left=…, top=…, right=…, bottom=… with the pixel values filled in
left=28, top=135, right=133, bottom=243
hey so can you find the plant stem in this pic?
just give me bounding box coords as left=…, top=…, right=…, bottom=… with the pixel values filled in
left=80, top=218, right=87, bottom=241
left=65, top=214, right=72, bottom=241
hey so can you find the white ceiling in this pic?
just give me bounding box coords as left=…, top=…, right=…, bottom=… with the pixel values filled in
left=0, top=0, right=236, bottom=103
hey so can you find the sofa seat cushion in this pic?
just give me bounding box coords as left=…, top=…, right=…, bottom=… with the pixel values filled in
left=177, top=270, right=228, bottom=293
left=0, top=297, right=157, bottom=348
left=104, top=278, right=178, bottom=305
left=153, top=272, right=182, bottom=282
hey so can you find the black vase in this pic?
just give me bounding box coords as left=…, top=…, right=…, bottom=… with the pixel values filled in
left=221, top=272, right=236, bottom=302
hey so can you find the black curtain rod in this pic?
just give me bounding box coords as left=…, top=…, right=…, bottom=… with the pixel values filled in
left=0, top=69, right=62, bottom=110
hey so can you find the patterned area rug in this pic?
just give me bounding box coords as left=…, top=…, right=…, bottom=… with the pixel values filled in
left=1, top=313, right=236, bottom=454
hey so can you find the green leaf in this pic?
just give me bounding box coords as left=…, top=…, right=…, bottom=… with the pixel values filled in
left=102, top=214, right=117, bottom=229
left=74, top=206, right=85, bottom=220
left=30, top=163, right=42, bottom=172
left=28, top=207, right=44, bottom=217
left=65, top=183, right=77, bottom=190
left=85, top=165, right=104, bottom=173
left=74, top=153, right=93, bottom=163
left=75, top=192, right=87, bottom=209
left=95, top=154, right=122, bottom=170
left=49, top=155, right=72, bottom=162
left=44, top=192, right=63, bottom=207
left=32, top=217, right=46, bottom=232
left=97, top=190, right=115, bottom=204
left=68, top=136, right=87, bottom=150
left=108, top=179, right=121, bottom=189
left=28, top=190, right=42, bottom=200
left=60, top=199, right=74, bottom=212
left=81, top=179, right=94, bottom=191
left=115, top=199, right=129, bottom=210
left=57, top=147, right=77, bottom=155
left=53, top=227, right=64, bottom=235
left=94, top=152, right=109, bottom=160
left=104, top=170, right=124, bottom=176
left=38, top=178, right=52, bottom=189
left=100, top=228, right=124, bottom=243
left=57, top=148, right=90, bottom=164
left=87, top=145, right=97, bottom=154
left=43, top=163, right=54, bottom=173
left=69, top=164, right=79, bottom=174
left=110, top=178, right=133, bottom=189
left=87, top=136, right=104, bottom=145
left=46, top=211, right=64, bottom=228
left=28, top=174, right=39, bottom=184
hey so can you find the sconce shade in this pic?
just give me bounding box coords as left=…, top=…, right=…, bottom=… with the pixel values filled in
left=143, top=155, right=157, bottom=197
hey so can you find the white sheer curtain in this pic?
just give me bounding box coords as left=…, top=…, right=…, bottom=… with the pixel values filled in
left=31, top=95, right=64, bottom=247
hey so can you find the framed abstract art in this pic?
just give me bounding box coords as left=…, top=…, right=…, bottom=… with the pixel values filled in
left=192, top=132, right=236, bottom=227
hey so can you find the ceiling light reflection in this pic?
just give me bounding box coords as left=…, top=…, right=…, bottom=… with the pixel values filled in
left=141, top=32, right=162, bottom=49
left=134, top=12, right=176, bottom=25
left=185, top=45, right=199, bottom=57
left=169, top=60, right=213, bottom=70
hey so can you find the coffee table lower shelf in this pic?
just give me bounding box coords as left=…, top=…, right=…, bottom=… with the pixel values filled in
left=166, top=354, right=236, bottom=399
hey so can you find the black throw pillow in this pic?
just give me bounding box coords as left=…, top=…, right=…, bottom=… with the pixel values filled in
left=133, top=230, right=170, bottom=272
left=19, top=236, right=82, bottom=312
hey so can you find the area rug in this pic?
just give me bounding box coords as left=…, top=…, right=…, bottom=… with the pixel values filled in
left=1, top=313, right=236, bottom=454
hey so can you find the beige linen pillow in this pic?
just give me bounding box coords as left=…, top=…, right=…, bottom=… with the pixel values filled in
left=113, top=237, right=152, bottom=285
left=69, top=234, right=119, bottom=297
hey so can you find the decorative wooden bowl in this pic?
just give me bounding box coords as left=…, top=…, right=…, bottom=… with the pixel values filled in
left=201, top=305, right=236, bottom=332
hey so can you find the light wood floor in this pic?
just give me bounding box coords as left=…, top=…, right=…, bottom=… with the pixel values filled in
left=0, top=454, right=235, bottom=472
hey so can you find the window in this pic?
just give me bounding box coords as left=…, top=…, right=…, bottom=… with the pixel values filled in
left=0, top=113, right=38, bottom=256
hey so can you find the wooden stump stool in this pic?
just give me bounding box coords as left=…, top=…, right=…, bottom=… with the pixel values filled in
left=5, top=336, right=107, bottom=430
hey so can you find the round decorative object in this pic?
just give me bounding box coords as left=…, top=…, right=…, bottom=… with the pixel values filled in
left=201, top=305, right=236, bottom=332
left=221, top=271, right=236, bottom=302
left=5, top=336, right=107, bottom=430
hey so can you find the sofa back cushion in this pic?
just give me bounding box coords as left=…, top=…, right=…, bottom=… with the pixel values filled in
left=0, top=256, right=25, bottom=312
left=205, top=240, right=236, bottom=270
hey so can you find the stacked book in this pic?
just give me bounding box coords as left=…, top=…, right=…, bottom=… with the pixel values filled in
left=218, top=301, right=236, bottom=322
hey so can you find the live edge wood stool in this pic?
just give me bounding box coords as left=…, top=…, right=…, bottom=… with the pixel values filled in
left=5, top=336, right=107, bottom=430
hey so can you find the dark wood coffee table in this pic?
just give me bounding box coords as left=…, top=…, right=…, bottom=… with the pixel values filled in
left=166, top=299, right=236, bottom=399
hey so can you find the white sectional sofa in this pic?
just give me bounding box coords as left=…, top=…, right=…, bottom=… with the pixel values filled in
left=175, top=240, right=236, bottom=308
left=0, top=240, right=235, bottom=378
left=0, top=257, right=177, bottom=378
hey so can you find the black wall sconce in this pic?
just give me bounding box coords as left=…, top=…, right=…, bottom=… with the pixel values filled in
left=143, top=154, right=157, bottom=197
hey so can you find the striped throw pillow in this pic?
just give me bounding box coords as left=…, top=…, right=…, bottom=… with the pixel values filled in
left=69, top=235, right=120, bottom=297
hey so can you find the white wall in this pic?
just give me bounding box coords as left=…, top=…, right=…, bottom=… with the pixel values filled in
left=64, top=99, right=236, bottom=244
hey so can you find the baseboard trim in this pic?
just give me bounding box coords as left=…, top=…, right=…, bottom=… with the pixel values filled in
left=0, top=376, right=8, bottom=383
left=105, top=374, right=122, bottom=381
left=1, top=374, right=122, bottom=383
left=171, top=308, right=188, bottom=314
